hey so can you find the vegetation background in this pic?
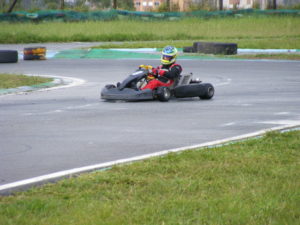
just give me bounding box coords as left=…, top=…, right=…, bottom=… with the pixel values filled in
left=2, top=0, right=300, bottom=13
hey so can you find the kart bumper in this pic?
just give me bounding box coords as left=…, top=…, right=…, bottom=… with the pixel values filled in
left=101, top=87, right=154, bottom=101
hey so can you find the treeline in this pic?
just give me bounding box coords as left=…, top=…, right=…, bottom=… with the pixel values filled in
left=2, top=0, right=300, bottom=13
left=1, top=0, right=134, bottom=12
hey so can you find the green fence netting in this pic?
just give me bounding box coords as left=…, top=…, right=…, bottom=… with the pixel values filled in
left=0, top=10, right=118, bottom=22
left=0, top=9, right=299, bottom=22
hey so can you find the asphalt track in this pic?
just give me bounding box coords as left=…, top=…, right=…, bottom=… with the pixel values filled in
left=1, top=46, right=300, bottom=193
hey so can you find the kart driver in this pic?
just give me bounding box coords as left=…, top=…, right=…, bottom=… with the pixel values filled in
left=141, top=46, right=182, bottom=90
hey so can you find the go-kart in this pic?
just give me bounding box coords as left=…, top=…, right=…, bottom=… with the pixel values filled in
left=101, top=65, right=214, bottom=102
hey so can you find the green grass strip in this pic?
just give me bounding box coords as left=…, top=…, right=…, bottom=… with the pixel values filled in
left=54, top=49, right=300, bottom=61
left=92, top=37, right=300, bottom=50
left=0, top=130, right=299, bottom=225
left=1, top=16, right=300, bottom=49
left=54, top=49, right=217, bottom=60
left=55, top=49, right=159, bottom=59
left=0, top=74, right=53, bottom=89
left=229, top=53, right=300, bottom=60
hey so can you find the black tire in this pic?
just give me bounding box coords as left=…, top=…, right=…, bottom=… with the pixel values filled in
left=200, top=83, right=214, bottom=100
left=183, top=46, right=194, bottom=53
left=156, top=86, right=171, bottom=102
left=23, top=54, right=46, bottom=60
left=0, top=50, right=18, bottom=63
left=174, top=84, right=202, bottom=98
left=24, top=47, right=46, bottom=55
left=23, top=47, right=46, bottom=60
left=193, top=42, right=237, bottom=55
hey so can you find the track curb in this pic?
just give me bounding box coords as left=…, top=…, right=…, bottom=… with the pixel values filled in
left=0, top=77, right=63, bottom=95
left=0, top=74, right=85, bottom=96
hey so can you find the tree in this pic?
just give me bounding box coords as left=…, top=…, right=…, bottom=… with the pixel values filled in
left=60, top=0, right=64, bottom=9
left=219, top=0, right=223, bottom=10
left=116, top=0, right=134, bottom=10
left=273, top=0, right=277, bottom=9
left=7, top=0, right=18, bottom=13
left=166, top=0, right=170, bottom=11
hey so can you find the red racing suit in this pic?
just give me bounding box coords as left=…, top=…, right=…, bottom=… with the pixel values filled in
left=141, top=63, right=182, bottom=90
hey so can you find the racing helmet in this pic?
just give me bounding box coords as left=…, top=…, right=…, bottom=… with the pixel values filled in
left=161, top=46, right=178, bottom=65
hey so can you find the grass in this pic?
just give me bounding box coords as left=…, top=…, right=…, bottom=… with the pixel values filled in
left=1, top=16, right=300, bottom=49
left=180, top=52, right=300, bottom=60
left=92, top=42, right=300, bottom=60
left=94, top=40, right=300, bottom=52
left=229, top=53, right=300, bottom=60
left=0, top=130, right=299, bottom=225
left=0, top=73, right=53, bottom=89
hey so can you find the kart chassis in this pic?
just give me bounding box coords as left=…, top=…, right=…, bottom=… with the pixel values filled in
left=101, top=69, right=214, bottom=102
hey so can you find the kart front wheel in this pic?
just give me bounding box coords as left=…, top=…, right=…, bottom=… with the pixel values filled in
left=156, top=87, right=171, bottom=102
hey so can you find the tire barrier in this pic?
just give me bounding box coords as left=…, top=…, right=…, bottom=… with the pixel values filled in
left=194, top=42, right=237, bottom=55
left=183, top=42, right=238, bottom=55
left=183, top=46, right=194, bottom=53
left=23, top=47, right=46, bottom=60
left=0, top=50, right=18, bottom=63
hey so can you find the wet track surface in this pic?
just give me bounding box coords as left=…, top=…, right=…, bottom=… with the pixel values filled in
left=1, top=57, right=300, bottom=189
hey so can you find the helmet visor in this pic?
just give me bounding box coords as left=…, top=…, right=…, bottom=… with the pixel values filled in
left=162, top=55, right=174, bottom=62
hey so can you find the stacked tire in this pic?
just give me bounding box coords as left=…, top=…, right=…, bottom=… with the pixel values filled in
left=0, top=50, right=18, bottom=63
left=23, top=47, right=46, bottom=60
left=183, top=42, right=237, bottom=55
left=193, top=42, right=237, bottom=55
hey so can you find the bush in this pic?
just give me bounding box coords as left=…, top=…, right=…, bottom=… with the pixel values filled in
left=187, top=1, right=217, bottom=12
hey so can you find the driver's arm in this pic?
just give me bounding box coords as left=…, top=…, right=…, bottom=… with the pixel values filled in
left=162, top=65, right=182, bottom=80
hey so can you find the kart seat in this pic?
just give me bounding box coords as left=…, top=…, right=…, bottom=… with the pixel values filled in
left=171, top=73, right=193, bottom=88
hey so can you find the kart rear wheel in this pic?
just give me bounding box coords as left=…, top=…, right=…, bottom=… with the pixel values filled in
left=200, top=83, right=214, bottom=100
left=156, top=86, right=171, bottom=102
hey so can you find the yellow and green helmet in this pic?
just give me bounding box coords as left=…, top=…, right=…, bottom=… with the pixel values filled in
left=161, top=46, right=178, bottom=65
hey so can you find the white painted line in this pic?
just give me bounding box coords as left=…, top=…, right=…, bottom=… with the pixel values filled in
left=1, top=123, right=300, bottom=194
left=23, top=103, right=99, bottom=116
left=258, top=120, right=300, bottom=125
left=28, top=74, right=86, bottom=92
left=238, top=49, right=298, bottom=53
left=274, top=112, right=290, bottom=115
left=215, top=78, right=232, bottom=86
left=221, top=122, right=236, bottom=127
